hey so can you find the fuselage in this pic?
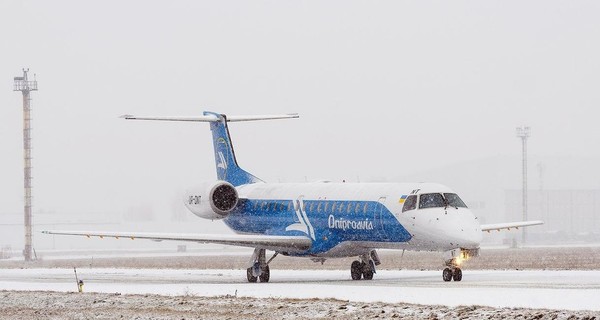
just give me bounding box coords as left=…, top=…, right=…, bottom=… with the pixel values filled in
left=220, top=181, right=482, bottom=257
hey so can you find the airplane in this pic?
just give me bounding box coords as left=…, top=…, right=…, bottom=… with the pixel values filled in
left=43, top=111, right=543, bottom=283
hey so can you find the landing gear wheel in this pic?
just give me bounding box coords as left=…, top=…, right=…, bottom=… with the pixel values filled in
left=442, top=268, right=452, bottom=282
left=452, top=268, right=462, bottom=282
left=361, top=261, right=374, bottom=280
left=259, top=265, right=270, bottom=283
left=362, top=268, right=374, bottom=280
left=246, top=267, right=257, bottom=283
left=350, top=261, right=362, bottom=280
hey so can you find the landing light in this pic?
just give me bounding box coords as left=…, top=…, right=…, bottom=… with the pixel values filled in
left=453, top=251, right=472, bottom=267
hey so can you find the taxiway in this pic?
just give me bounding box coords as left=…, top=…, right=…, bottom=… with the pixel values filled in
left=1, top=268, right=599, bottom=311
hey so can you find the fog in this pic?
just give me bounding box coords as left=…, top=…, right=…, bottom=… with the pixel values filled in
left=1, top=1, right=599, bottom=252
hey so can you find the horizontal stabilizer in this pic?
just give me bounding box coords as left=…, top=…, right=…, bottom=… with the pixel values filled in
left=481, top=220, right=544, bottom=232
left=120, top=113, right=299, bottom=122
left=41, top=230, right=311, bottom=252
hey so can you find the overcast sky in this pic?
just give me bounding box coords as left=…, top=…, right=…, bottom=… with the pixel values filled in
left=1, top=1, right=599, bottom=216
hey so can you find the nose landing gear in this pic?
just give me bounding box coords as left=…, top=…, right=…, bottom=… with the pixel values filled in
left=442, top=248, right=478, bottom=282
left=442, top=267, right=462, bottom=282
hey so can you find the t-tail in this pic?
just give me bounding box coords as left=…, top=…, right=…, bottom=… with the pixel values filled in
left=205, top=111, right=262, bottom=186
left=121, top=111, right=299, bottom=186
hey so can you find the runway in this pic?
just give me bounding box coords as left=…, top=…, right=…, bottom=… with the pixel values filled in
left=1, top=268, right=599, bottom=311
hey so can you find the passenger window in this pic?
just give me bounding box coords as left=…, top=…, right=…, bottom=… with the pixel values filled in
left=338, top=202, right=345, bottom=213
left=317, top=202, right=322, bottom=213
left=347, top=203, right=353, bottom=214
left=419, top=193, right=445, bottom=209
left=355, top=202, right=361, bottom=214
left=308, top=202, right=314, bottom=212
left=402, top=195, right=417, bottom=212
left=324, top=202, right=329, bottom=212
left=331, top=202, right=337, bottom=213
left=261, top=202, right=267, bottom=210
left=363, top=203, right=368, bottom=214
left=287, top=201, right=292, bottom=211
left=253, top=201, right=259, bottom=211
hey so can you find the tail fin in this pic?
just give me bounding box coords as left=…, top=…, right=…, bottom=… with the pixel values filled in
left=122, top=111, right=299, bottom=186
left=204, top=111, right=263, bottom=186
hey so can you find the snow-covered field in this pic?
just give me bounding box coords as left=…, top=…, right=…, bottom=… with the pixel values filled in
left=1, top=268, right=599, bottom=312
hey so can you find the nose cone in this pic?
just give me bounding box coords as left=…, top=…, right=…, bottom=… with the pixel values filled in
left=455, top=210, right=482, bottom=249
left=461, top=222, right=483, bottom=248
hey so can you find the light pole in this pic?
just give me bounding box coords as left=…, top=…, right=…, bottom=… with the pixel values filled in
left=13, top=69, right=38, bottom=261
left=516, top=126, right=530, bottom=245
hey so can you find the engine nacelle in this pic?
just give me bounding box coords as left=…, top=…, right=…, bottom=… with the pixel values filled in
left=183, top=181, right=239, bottom=220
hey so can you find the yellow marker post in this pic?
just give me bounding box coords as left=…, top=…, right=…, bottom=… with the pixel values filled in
left=74, top=267, right=84, bottom=293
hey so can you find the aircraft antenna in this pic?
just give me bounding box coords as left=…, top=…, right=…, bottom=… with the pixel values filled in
left=516, top=126, right=530, bottom=245
left=13, top=68, right=38, bottom=261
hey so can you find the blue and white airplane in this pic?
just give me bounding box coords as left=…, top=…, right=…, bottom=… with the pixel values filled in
left=44, top=112, right=542, bottom=283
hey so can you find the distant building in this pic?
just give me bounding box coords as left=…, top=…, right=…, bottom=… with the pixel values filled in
left=505, top=189, right=600, bottom=242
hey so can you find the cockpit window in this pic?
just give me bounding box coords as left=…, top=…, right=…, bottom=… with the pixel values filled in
left=444, top=193, right=468, bottom=208
left=402, top=195, right=417, bottom=212
left=419, top=193, right=445, bottom=209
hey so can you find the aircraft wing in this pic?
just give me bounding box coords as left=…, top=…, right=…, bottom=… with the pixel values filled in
left=480, top=220, right=544, bottom=232
left=41, top=230, right=311, bottom=253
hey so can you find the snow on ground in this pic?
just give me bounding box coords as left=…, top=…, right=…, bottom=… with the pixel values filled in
left=1, top=268, right=599, bottom=312
left=2, top=290, right=596, bottom=320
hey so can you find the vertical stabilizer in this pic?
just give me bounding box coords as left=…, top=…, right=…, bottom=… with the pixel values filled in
left=204, top=111, right=263, bottom=186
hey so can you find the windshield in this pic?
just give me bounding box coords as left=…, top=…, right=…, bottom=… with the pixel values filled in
left=419, top=193, right=445, bottom=209
left=417, top=193, right=468, bottom=209
left=444, top=193, right=468, bottom=208
left=402, top=195, right=417, bottom=212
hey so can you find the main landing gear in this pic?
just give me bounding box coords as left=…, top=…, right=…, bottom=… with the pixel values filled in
left=350, top=250, right=381, bottom=280
left=246, top=248, right=278, bottom=283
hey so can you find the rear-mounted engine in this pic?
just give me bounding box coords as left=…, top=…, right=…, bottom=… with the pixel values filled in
left=184, top=181, right=239, bottom=220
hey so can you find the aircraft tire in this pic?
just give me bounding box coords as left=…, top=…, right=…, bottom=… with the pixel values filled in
left=452, top=268, right=462, bottom=282
left=442, top=268, right=452, bottom=282
left=246, top=267, right=258, bottom=283
left=350, top=261, right=362, bottom=280
left=259, top=265, right=270, bottom=283
left=361, top=261, right=374, bottom=280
